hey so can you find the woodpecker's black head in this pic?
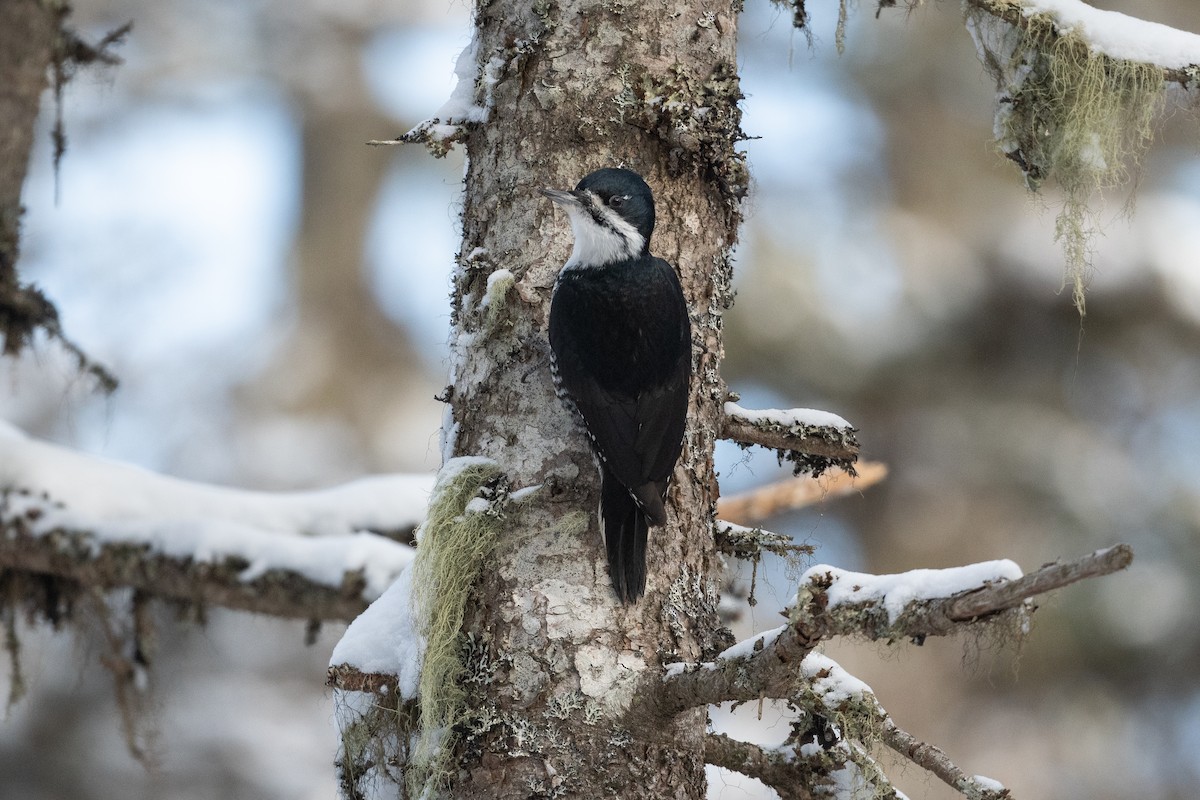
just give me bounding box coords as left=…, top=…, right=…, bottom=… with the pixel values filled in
left=541, top=167, right=656, bottom=269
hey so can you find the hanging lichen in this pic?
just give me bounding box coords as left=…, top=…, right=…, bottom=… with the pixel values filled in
left=968, top=6, right=1166, bottom=315
left=408, top=457, right=506, bottom=798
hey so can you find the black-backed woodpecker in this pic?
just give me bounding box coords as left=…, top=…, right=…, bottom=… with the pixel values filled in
left=542, top=167, right=692, bottom=603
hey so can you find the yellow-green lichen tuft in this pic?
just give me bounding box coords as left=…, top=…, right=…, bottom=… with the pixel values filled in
left=972, top=7, right=1166, bottom=315
left=408, top=456, right=506, bottom=798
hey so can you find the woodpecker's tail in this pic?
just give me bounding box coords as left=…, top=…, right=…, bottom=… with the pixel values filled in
left=600, top=469, right=651, bottom=603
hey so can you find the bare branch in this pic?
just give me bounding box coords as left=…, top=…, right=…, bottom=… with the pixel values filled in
left=716, top=462, right=887, bottom=525
left=945, top=544, right=1133, bottom=621
left=882, top=721, right=1010, bottom=800
left=327, top=664, right=402, bottom=695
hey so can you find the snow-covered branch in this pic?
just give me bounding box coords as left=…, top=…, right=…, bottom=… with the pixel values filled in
left=0, top=490, right=415, bottom=621
left=0, top=422, right=432, bottom=621
left=961, top=0, right=1200, bottom=313
left=965, top=0, right=1200, bottom=84
left=368, top=33, right=509, bottom=158
left=706, top=650, right=1011, bottom=799
left=792, top=652, right=1010, bottom=800
left=720, top=401, right=859, bottom=475
left=646, top=545, right=1132, bottom=715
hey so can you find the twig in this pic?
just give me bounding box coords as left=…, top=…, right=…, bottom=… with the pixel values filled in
left=787, top=650, right=1010, bottom=799
left=716, top=462, right=888, bottom=525
left=882, top=721, right=1010, bottom=800
left=945, top=544, right=1133, bottom=621
left=713, top=520, right=813, bottom=561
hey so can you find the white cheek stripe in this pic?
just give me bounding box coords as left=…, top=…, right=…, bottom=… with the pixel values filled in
left=562, top=195, right=645, bottom=269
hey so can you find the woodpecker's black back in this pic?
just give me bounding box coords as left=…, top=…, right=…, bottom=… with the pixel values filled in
left=544, top=168, right=691, bottom=603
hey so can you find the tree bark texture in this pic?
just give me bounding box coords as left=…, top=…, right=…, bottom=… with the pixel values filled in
left=0, top=0, right=57, bottom=355
left=438, top=0, right=745, bottom=796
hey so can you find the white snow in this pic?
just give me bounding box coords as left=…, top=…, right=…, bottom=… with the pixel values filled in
left=1020, top=0, right=1200, bottom=70
left=329, top=564, right=424, bottom=698
left=0, top=420, right=430, bottom=599
left=971, top=774, right=1007, bottom=793
left=662, top=624, right=788, bottom=678
left=507, top=484, right=541, bottom=503
left=800, top=652, right=873, bottom=707
left=480, top=268, right=514, bottom=310
left=464, top=496, right=491, bottom=515
left=485, top=267, right=513, bottom=293
left=404, top=34, right=508, bottom=142
left=799, top=559, right=1024, bottom=623
left=715, top=624, right=788, bottom=662
left=0, top=420, right=433, bottom=537
left=1, top=492, right=416, bottom=600
left=663, top=661, right=690, bottom=679
left=724, top=401, right=852, bottom=431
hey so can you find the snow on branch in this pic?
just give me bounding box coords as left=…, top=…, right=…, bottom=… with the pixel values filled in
left=966, top=0, right=1200, bottom=80
left=720, top=401, right=859, bottom=476
left=368, top=34, right=508, bottom=157
left=0, top=422, right=432, bottom=621
left=794, top=652, right=1010, bottom=800
left=962, top=0, right=1200, bottom=314
left=0, top=491, right=413, bottom=621
left=645, top=545, right=1132, bottom=716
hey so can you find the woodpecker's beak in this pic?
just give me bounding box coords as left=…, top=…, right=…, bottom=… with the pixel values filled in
left=540, top=187, right=581, bottom=208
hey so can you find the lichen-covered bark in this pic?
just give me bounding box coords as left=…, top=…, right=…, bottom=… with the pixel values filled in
left=437, top=0, right=746, bottom=796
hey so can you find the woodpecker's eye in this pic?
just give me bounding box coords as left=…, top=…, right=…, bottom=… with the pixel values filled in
left=609, top=195, right=628, bottom=208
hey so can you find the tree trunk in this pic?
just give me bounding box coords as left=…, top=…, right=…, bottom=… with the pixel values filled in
left=0, top=0, right=57, bottom=354
left=435, top=0, right=746, bottom=796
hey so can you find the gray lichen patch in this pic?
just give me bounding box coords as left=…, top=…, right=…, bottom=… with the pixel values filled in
left=626, top=60, right=750, bottom=218
left=968, top=5, right=1166, bottom=315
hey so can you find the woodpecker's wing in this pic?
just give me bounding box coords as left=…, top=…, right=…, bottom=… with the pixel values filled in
left=549, top=257, right=691, bottom=497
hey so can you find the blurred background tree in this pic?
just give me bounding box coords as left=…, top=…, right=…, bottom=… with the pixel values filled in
left=2, top=0, right=1198, bottom=798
